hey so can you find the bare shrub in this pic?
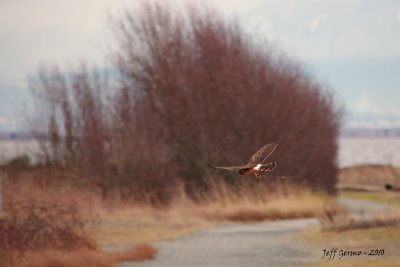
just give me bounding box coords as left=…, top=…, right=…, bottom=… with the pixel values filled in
left=0, top=180, right=158, bottom=267
left=112, top=2, right=343, bottom=195
left=28, top=66, right=117, bottom=197
left=0, top=200, right=95, bottom=256
left=28, top=2, right=343, bottom=200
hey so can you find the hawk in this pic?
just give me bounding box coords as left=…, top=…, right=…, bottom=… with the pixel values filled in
left=207, top=143, right=279, bottom=181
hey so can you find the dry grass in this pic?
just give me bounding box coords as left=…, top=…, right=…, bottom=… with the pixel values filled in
left=3, top=178, right=102, bottom=217
left=96, top=194, right=336, bottom=246
left=2, top=176, right=341, bottom=266
left=297, top=225, right=400, bottom=267
left=107, top=244, right=157, bottom=263
left=338, top=164, right=400, bottom=188
left=298, top=165, right=400, bottom=266
left=1, top=249, right=113, bottom=267
left=319, top=208, right=400, bottom=232
left=4, top=177, right=341, bottom=245
left=1, top=182, right=157, bottom=267
left=298, top=225, right=400, bottom=248
left=190, top=184, right=340, bottom=222
left=1, top=244, right=157, bottom=267
left=0, top=200, right=96, bottom=254
left=94, top=181, right=341, bottom=245
left=93, top=206, right=211, bottom=245
left=302, top=260, right=400, bottom=267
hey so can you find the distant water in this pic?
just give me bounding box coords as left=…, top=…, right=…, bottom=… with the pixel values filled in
left=0, top=140, right=40, bottom=164
left=1, top=138, right=400, bottom=167
left=338, top=137, right=400, bottom=168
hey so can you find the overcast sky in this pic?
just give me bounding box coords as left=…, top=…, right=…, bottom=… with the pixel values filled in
left=1, top=0, right=400, bottom=130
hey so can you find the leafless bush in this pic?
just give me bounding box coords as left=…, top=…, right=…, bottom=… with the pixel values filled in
left=29, top=2, right=343, bottom=200
left=0, top=200, right=95, bottom=256
left=112, top=2, right=343, bottom=194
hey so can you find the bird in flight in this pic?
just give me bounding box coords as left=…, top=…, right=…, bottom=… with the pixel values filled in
left=207, top=143, right=280, bottom=181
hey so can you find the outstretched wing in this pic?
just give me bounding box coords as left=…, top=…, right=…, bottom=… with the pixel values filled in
left=248, top=143, right=278, bottom=164
left=207, top=164, right=255, bottom=174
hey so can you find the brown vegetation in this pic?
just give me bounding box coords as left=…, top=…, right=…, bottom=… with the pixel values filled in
left=26, top=2, right=342, bottom=202
left=318, top=207, right=400, bottom=232
left=1, top=2, right=345, bottom=266
left=0, top=200, right=95, bottom=254
left=183, top=180, right=341, bottom=222
left=0, top=176, right=337, bottom=266
left=338, top=164, right=400, bottom=189
left=0, top=184, right=157, bottom=267
left=298, top=226, right=400, bottom=267
left=3, top=176, right=340, bottom=245
left=1, top=245, right=157, bottom=267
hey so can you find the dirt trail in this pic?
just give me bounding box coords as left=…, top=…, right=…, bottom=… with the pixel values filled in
left=117, top=198, right=394, bottom=267
left=120, top=218, right=318, bottom=267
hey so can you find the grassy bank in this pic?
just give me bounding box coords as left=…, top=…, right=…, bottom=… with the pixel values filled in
left=0, top=164, right=342, bottom=267
left=2, top=178, right=340, bottom=246
left=1, top=245, right=157, bottom=267
left=297, top=163, right=400, bottom=267
left=94, top=183, right=340, bottom=246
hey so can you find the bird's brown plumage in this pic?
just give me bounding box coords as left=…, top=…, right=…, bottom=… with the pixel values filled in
left=248, top=143, right=278, bottom=164
left=207, top=143, right=278, bottom=178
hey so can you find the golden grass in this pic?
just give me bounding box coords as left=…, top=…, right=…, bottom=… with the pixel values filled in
left=0, top=244, right=157, bottom=267
left=296, top=222, right=400, bottom=267
left=94, top=181, right=341, bottom=245
left=191, top=187, right=339, bottom=222
left=1, top=249, right=112, bottom=267
left=295, top=227, right=400, bottom=251
left=319, top=209, right=400, bottom=232
left=3, top=177, right=341, bottom=266
left=93, top=206, right=211, bottom=245
left=1, top=182, right=158, bottom=266
left=297, top=226, right=400, bottom=267
left=338, top=164, right=400, bottom=187
left=297, top=174, right=400, bottom=267
left=4, top=179, right=340, bottom=246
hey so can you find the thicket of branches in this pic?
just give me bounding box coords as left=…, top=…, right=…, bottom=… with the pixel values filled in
left=28, top=2, right=342, bottom=200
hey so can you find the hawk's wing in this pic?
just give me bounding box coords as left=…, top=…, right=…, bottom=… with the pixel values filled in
left=248, top=143, right=278, bottom=164
left=207, top=164, right=255, bottom=173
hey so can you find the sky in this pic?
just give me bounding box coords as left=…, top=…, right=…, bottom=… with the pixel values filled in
left=1, top=0, right=400, bottom=131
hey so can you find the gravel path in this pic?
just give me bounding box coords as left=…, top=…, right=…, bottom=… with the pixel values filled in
left=120, top=218, right=318, bottom=267
left=117, top=198, right=394, bottom=267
